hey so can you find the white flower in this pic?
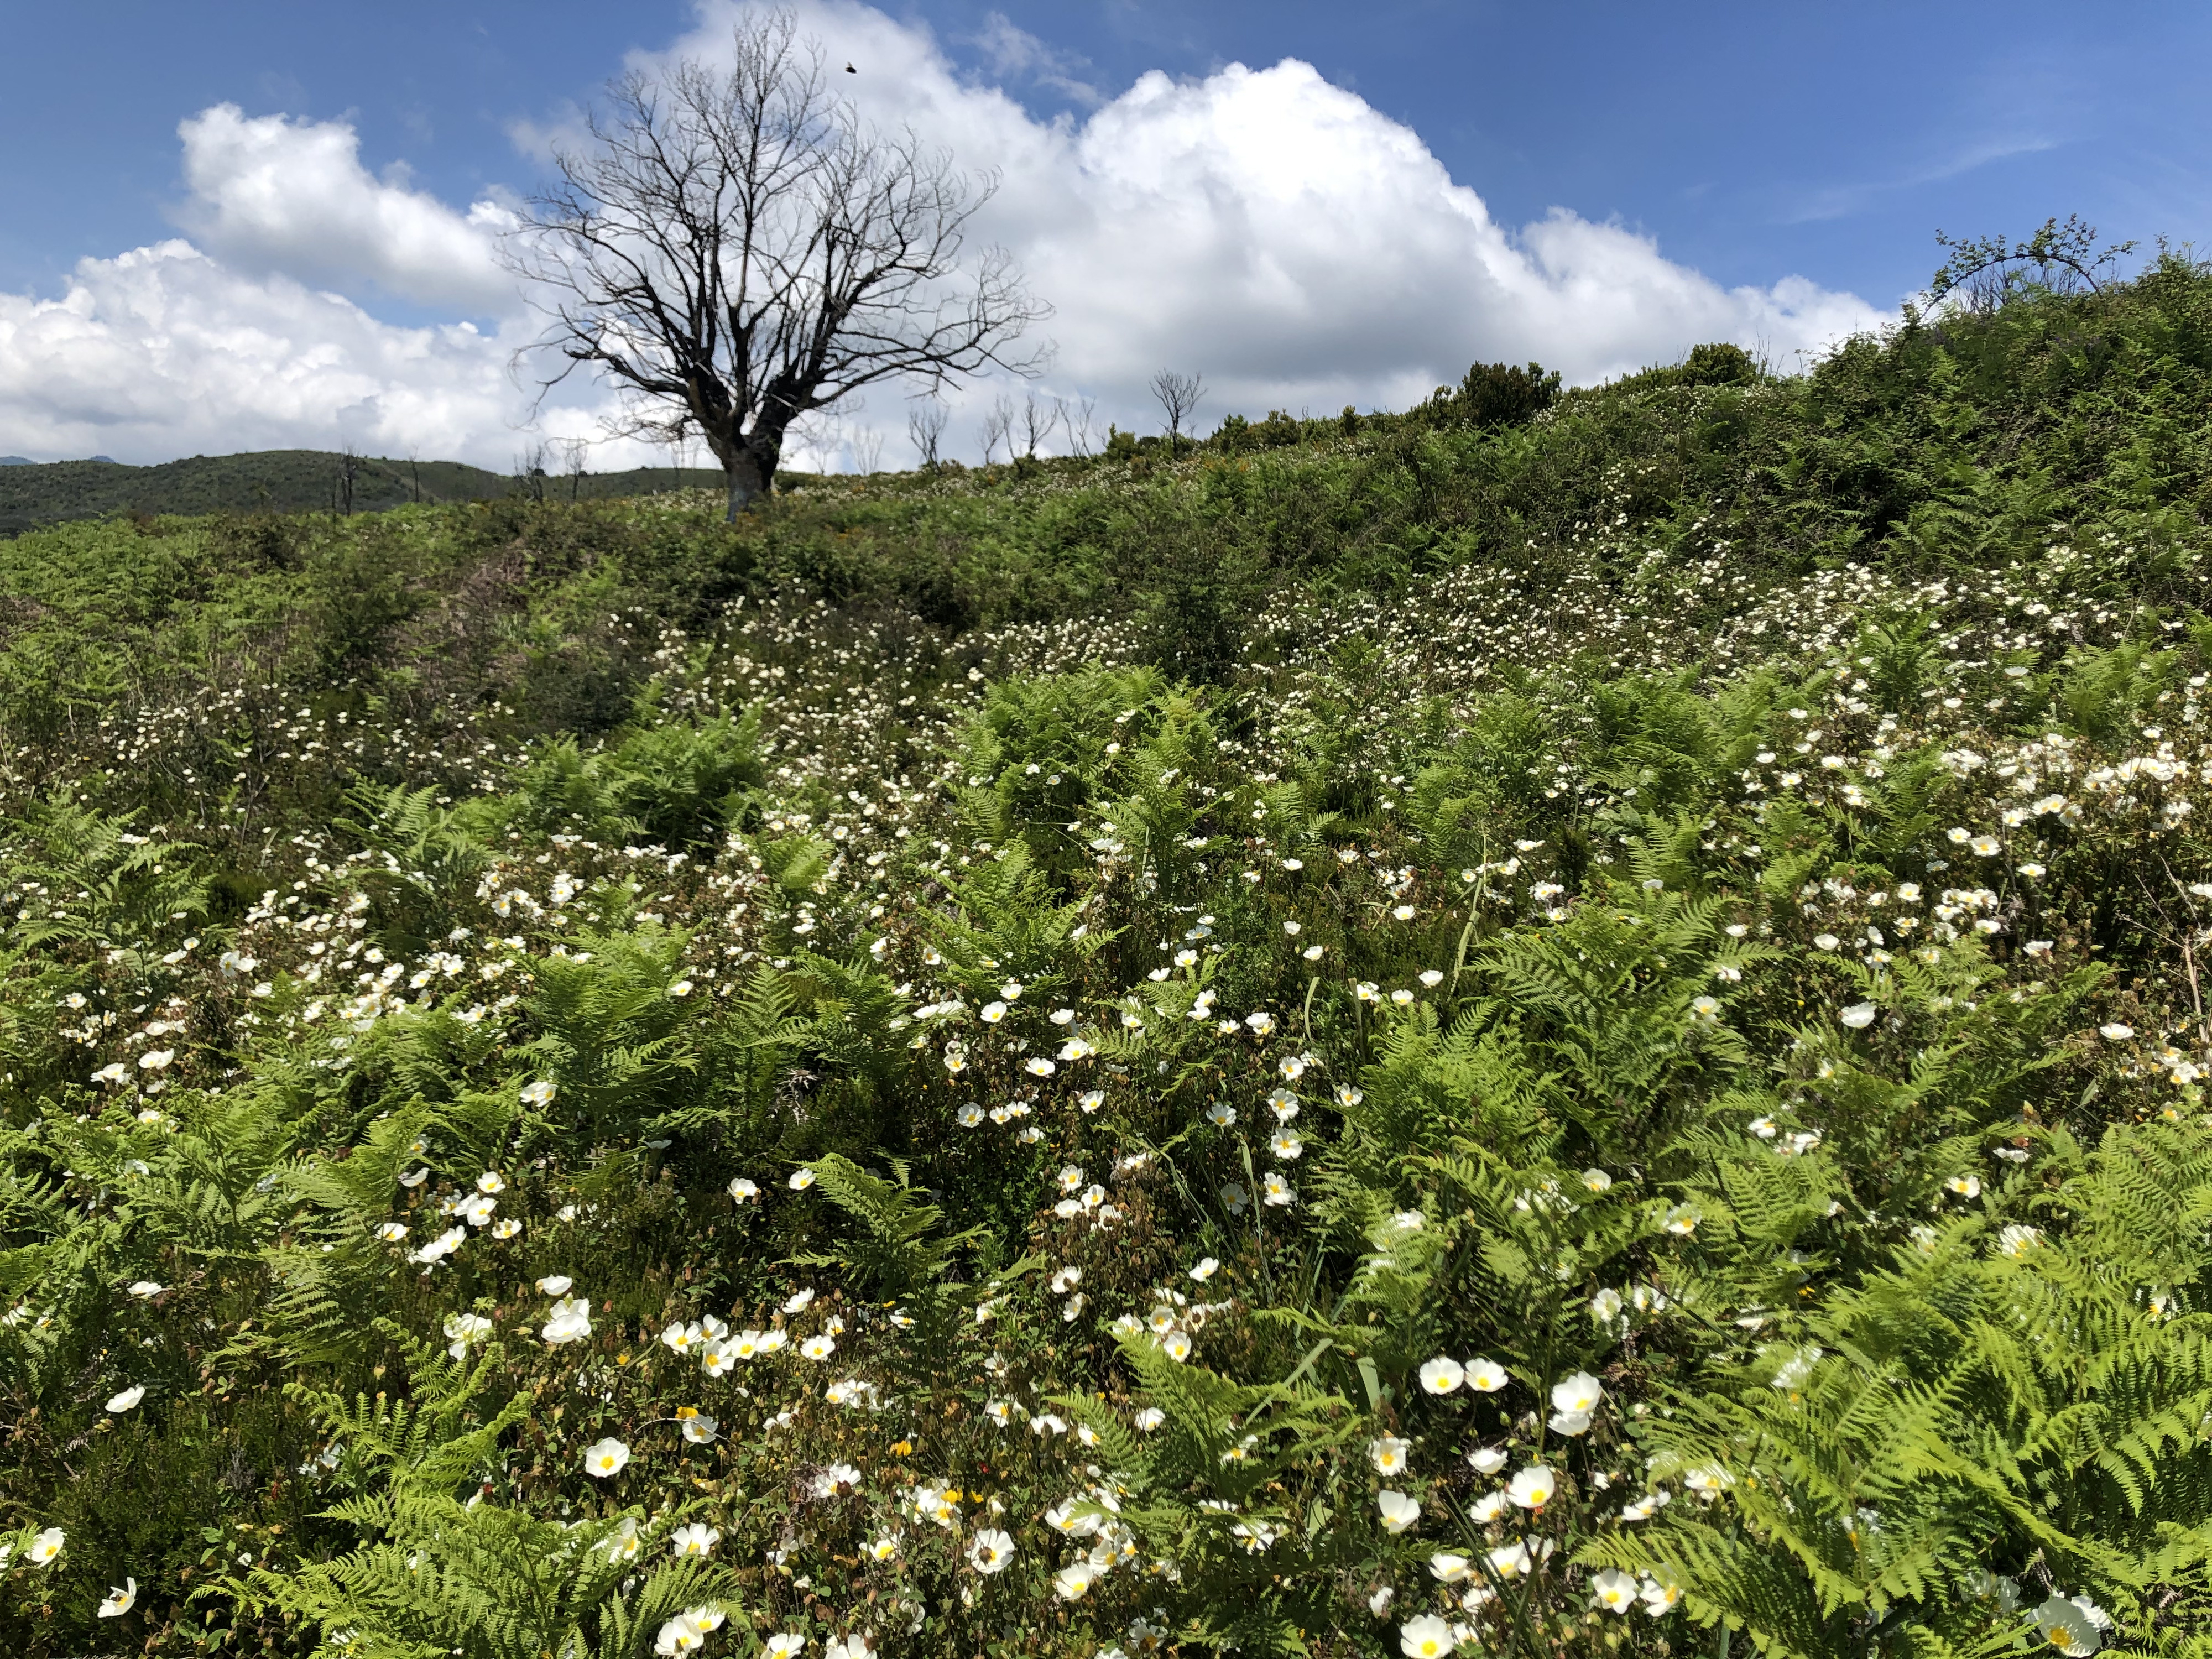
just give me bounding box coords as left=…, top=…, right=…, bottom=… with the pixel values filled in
left=1591, top=1288, right=1623, bottom=1323
left=825, top=1639, right=872, bottom=1659
left=681, top=1413, right=719, bottom=1445
left=1134, top=1407, right=1165, bottom=1431
left=1400, top=1613, right=1454, bottom=1659
left=1464, top=1356, right=1509, bottom=1392
left=442, top=1313, right=492, bottom=1360
left=956, top=1103, right=984, bottom=1127
left=2099, top=1023, right=2135, bottom=1040
left=1190, top=1256, right=1219, bottom=1281
left=1641, top=1577, right=1682, bottom=1616
left=800, top=1333, right=837, bottom=1361
left=789, top=1169, right=816, bottom=1191
left=2031, top=1596, right=2101, bottom=1656
left=1590, top=1567, right=1638, bottom=1614
left=542, top=1296, right=592, bottom=1345
left=766, top=1635, right=807, bottom=1658
left=1378, top=1490, right=1421, bottom=1533
left=581, top=1437, right=630, bottom=1478
left=1467, top=1447, right=1508, bottom=1475
left=97, top=1576, right=137, bottom=1618
left=1551, top=1371, right=1604, bottom=1415
left=520, top=1079, right=556, bottom=1107
left=138, top=1048, right=174, bottom=1071
left=1945, top=1174, right=1981, bottom=1199
left=1369, top=1434, right=1411, bottom=1475
left=1996, top=1224, right=2043, bottom=1258
left=126, top=1281, right=163, bottom=1299
left=1507, top=1465, right=1557, bottom=1510
left=729, top=1177, right=760, bottom=1202
left=105, top=1384, right=146, bottom=1413
left=670, top=1522, right=721, bottom=1558
left=26, top=1527, right=64, bottom=1566
left=968, top=1527, right=1015, bottom=1574
left=1053, top=1562, right=1098, bottom=1599
left=1840, top=1003, right=1877, bottom=1030
left=536, top=1275, right=573, bottom=1295
left=1548, top=1408, right=1594, bottom=1436
left=655, top=1613, right=709, bottom=1656
left=1418, top=1357, right=1465, bottom=1395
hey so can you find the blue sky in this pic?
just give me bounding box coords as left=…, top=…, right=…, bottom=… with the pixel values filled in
left=2, top=1, right=2206, bottom=465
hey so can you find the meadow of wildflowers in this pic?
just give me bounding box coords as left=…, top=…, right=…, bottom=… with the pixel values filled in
left=6, top=264, right=2212, bottom=1657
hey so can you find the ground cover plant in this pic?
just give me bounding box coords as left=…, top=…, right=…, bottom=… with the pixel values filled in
left=6, top=254, right=2212, bottom=1658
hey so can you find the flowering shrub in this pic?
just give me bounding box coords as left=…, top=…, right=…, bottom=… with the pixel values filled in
left=7, top=267, right=2212, bottom=1656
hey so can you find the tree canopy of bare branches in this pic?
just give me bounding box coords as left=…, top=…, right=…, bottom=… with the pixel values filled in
left=1150, top=369, right=1204, bottom=453
left=506, top=9, right=1048, bottom=518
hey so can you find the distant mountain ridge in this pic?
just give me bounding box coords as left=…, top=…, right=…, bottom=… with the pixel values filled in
left=0, top=449, right=729, bottom=534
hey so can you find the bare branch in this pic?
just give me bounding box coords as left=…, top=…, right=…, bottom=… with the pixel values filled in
left=503, top=6, right=1050, bottom=518
left=1150, top=369, right=1204, bottom=454
left=906, top=398, right=948, bottom=469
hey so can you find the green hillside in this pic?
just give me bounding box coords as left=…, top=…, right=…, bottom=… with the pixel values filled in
left=0, top=449, right=732, bottom=535
left=4, top=256, right=2212, bottom=1658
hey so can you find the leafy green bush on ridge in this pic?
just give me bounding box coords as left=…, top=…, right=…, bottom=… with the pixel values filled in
left=4, top=263, right=2212, bottom=1657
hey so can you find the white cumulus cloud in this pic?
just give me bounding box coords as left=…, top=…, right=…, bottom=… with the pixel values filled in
left=0, top=1, right=1889, bottom=468
left=0, top=241, right=543, bottom=465
left=174, top=103, right=517, bottom=314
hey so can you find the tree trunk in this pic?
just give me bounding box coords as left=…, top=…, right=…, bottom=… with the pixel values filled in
left=718, top=438, right=778, bottom=521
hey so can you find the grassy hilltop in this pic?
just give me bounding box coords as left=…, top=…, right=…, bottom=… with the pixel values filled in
left=3, top=259, right=2212, bottom=1657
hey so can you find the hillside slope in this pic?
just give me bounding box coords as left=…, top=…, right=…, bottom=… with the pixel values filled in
left=2, top=260, right=2212, bottom=1658
left=0, top=449, right=732, bottom=534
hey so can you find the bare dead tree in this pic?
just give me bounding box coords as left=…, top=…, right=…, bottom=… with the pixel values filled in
left=406, top=445, right=423, bottom=503
left=1150, top=369, right=1204, bottom=454
left=1015, top=391, right=1059, bottom=459
left=562, top=437, right=589, bottom=500
left=907, top=398, right=948, bottom=469
left=979, top=395, right=1014, bottom=465
left=515, top=441, right=550, bottom=502
left=1063, top=394, right=1098, bottom=457
left=852, top=424, right=884, bottom=475
left=505, top=9, right=1050, bottom=520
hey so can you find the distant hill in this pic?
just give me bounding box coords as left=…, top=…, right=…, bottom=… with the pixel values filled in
left=0, top=449, right=731, bottom=534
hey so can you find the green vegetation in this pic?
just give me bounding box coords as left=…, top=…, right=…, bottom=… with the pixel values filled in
left=6, top=254, right=2212, bottom=1658
left=0, top=451, right=733, bottom=535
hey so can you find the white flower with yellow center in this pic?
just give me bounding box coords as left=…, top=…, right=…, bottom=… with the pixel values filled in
left=1377, top=1490, right=1421, bottom=1533
left=1463, top=1356, right=1509, bottom=1392
left=1399, top=1614, right=1454, bottom=1658
left=581, top=1437, right=630, bottom=1478
left=1419, top=1357, right=1464, bottom=1395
